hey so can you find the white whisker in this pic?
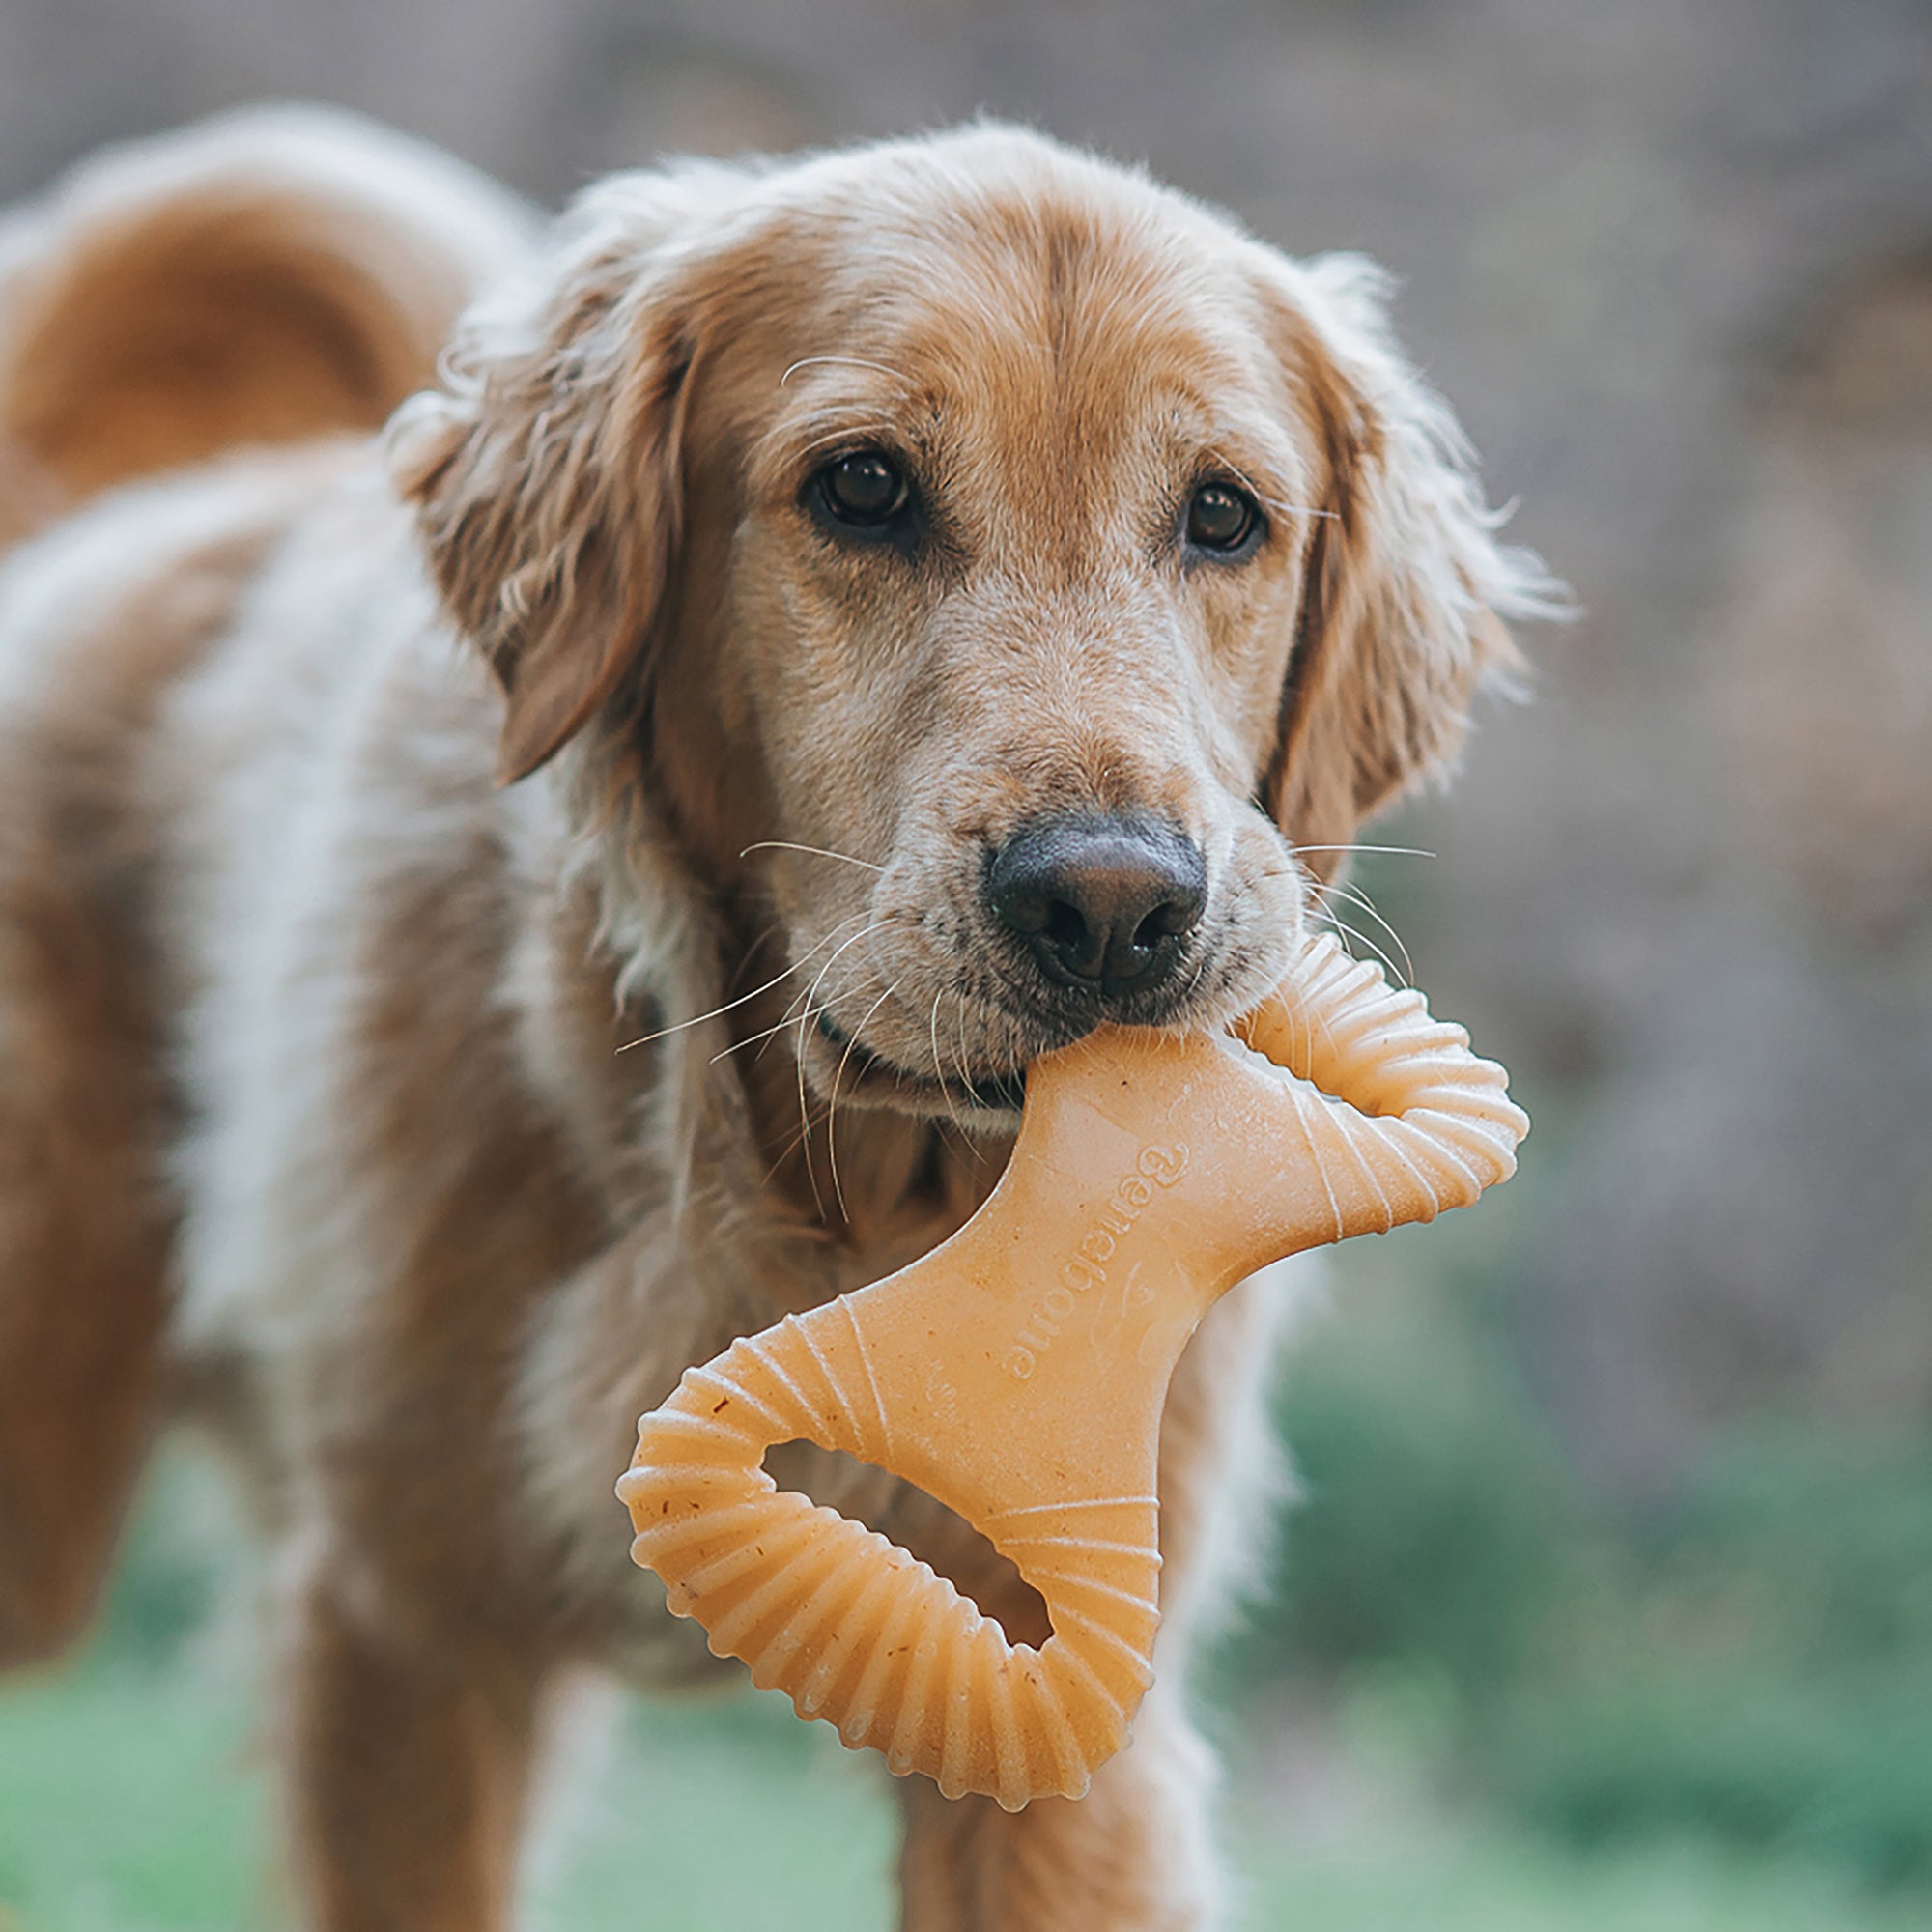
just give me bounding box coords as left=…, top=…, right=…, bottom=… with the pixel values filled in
left=1204, top=446, right=1339, bottom=523
left=1314, top=907, right=1407, bottom=990
left=781, top=355, right=911, bottom=388
left=739, top=840, right=884, bottom=872
left=930, top=988, right=970, bottom=1142
left=795, top=1005, right=823, bottom=1218
left=713, top=1001, right=836, bottom=1062
left=827, top=981, right=898, bottom=1222
left=709, top=915, right=898, bottom=1065
left=615, top=911, right=870, bottom=1051
left=791, top=913, right=899, bottom=1218
left=1288, top=843, right=1436, bottom=861
left=1312, top=878, right=1414, bottom=988
left=952, top=993, right=986, bottom=1113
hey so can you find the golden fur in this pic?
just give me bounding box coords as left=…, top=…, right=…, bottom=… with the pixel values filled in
left=0, top=109, right=1552, bottom=1929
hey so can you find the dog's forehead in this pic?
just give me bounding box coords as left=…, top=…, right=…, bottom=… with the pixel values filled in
left=844, top=185, right=1264, bottom=388
left=727, top=167, right=1318, bottom=505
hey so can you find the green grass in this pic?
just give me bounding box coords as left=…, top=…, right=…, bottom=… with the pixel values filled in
left=6, top=1662, right=1931, bottom=1931
left=0, top=1663, right=266, bottom=1932
left=13, top=1380, right=1932, bottom=1930
left=0, top=1661, right=897, bottom=1932
left=526, top=1693, right=895, bottom=1932
left=1236, top=1823, right=1932, bottom=1932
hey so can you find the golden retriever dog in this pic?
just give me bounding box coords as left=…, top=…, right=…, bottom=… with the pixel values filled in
left=0, top=107, right=1552, bottom=1929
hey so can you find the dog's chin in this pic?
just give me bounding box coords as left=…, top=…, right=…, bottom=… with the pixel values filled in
left=801, top=974, right=1249, bottom=1131
left=805, top=1009, right=1031, bottom=1130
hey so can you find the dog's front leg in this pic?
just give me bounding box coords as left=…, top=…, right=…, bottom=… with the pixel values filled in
left=893, top=1273, right=1286, bottom=1932
left=895, top=1687, right=1223, bottom=1932
left=279, top=1544, right=547, bottom=1932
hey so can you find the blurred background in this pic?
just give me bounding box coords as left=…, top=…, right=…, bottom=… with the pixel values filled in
left=1, top=1, right=1928, bottom=1926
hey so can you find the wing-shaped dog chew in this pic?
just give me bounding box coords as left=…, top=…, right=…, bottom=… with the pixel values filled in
left=616, top=933, right=1527, bottom=1809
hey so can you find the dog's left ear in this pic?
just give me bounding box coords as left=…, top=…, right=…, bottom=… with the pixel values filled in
left=1256, top=253, right=1565, bottom=872
left=387, top=187, right=704, bottom=783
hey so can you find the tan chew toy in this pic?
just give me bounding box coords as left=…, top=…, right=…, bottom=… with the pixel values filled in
left=616, top=932, right=1527, bottom=1810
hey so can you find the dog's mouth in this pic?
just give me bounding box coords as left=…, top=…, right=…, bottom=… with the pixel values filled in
left=814, top=1009, right=1030, bottom=1115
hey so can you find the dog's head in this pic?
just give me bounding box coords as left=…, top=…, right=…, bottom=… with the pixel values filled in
left=395, top=128, right=1552, bottom=1129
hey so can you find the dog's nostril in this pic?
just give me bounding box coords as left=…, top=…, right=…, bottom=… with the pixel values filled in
left=985, top=812, right=1207, bottom=1001
left=1133, top=905, right=1181, bottom=950
left=1043, top=900, right=1089, bottom=950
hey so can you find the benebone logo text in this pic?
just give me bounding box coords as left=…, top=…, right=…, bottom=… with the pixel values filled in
left=1002, top=1143, right=1189, bottom=1381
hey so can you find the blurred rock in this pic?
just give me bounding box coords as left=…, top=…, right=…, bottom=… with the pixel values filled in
left=1719, top=263, right=1932, bottom=941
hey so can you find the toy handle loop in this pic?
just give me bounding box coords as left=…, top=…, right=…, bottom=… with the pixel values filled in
left=618, top=1310, right=1156, bottom=1810
left=1235, top=933, right=1528, bottom=1246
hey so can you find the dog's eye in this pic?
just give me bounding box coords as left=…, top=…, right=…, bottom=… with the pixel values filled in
left=1185, top=481, right=1263, bottom=556
left=815, top=450, right=911, bottom=530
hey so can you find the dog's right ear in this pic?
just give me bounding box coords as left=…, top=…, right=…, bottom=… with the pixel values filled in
left=1251, top=252, right=1565, bottom=872
left=388, top=191, right=701, bottom=783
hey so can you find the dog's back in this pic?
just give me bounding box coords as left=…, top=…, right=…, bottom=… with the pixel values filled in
left=0, top=104, right=528, bottom=552
left=0, top=106, right=523, bottom=1662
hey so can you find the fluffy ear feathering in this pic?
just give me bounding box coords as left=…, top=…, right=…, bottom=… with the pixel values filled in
left=387, top=172, right=749, bottom=786
left=1258, top=251, right=1568, bottom=869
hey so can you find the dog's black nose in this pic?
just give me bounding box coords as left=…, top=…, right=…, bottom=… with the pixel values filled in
left=986, top=813, right=1207, bottom=1001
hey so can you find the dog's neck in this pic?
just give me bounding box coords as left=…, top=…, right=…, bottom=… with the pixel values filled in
left=717, top=919, right=1010, bottom=1264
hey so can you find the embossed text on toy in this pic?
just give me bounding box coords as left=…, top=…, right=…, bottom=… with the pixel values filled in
left=1002, top=1144, right=1189, bottom=1380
